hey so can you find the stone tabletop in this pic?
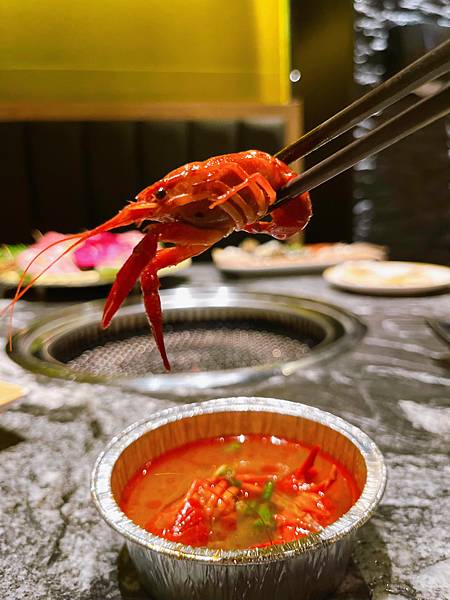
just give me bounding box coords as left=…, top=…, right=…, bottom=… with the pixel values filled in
left=0, top=265, right=449, bottom=600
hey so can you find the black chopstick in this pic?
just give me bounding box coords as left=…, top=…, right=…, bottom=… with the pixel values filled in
left=275, top=37, right=450, bottom=165
left=271, top=83, right=450, bottom=209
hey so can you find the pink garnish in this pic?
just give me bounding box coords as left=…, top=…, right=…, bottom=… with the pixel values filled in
left=16, top=232, right=79, bottom=275
left=15, top=231, right=146, bottom=276
left=74, top=232, right=144, bottom=269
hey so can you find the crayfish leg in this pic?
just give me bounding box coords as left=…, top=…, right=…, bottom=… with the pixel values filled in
left=105, top=223, right=230, bottom=371
left=293, top=445, right=320, bottom=480
left=152, top=222, right=229, bottom=271
left=243, top=192, right=312, bottom=240
left=140, top=264, right=171, bottom=371
left=139, top=243, right=218, bottom=372
left=209, top=169, right=274, bottom=214
left=102, top=228, right=160, bottom=328
left=152, top=245, right=208, bottom=271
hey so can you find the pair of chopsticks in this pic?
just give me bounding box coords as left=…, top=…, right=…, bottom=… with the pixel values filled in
left=272, top=37, right=450, bottom=209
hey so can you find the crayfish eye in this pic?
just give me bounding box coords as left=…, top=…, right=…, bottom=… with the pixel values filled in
left=155, top=187, right=167, bottom=200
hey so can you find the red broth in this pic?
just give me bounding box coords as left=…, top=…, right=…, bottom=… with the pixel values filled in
left=120, top=434, right=361, bottom=550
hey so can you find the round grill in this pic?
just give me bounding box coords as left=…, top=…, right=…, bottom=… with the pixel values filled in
left=8, top=287, right=364, bottom=394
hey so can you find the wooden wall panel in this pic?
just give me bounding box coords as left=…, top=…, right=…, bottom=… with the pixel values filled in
left=0, top=122, right=33, bottom=243
left=0, top=105, right=300, bottom=243
left=290, top=0, right=354, bottom=243
left=239, top=118, right=285, bottom=155
left=85, top=122, right=139, bottom=224
left=138, top=121, right=189, bottom=189
left=189, top=121, right=239, bottom=161
left=28, top=122, right=89, bottom=233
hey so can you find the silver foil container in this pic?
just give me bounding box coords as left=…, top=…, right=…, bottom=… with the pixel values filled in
left=92, top=397, right=386, bottom=600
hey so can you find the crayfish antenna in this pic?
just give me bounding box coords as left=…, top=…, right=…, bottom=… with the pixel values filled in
left=2, top=201, right=156, bottom=346
left=3, top=232, right=86, bottom=351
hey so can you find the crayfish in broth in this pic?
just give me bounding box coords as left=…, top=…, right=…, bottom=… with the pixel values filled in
left=120, top=435, right=360, bottom=549
left=8, top=150, right=311, bottom=370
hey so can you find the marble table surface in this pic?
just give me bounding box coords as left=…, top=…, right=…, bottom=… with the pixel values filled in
left=0, top=264, right=449, bottom=600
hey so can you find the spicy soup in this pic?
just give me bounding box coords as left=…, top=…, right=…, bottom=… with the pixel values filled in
left=120, top=434, right=360, bottom=550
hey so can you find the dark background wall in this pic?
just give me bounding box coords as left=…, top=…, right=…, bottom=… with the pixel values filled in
left=290, top=0, right=355, bottom=244
left=353, top=0, right=449, bottom=264
left=291, top=0, right=449, bottom=264
left=0, top=118, right=286, bottom=249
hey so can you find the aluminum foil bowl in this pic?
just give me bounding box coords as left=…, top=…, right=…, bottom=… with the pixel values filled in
left=92, top=397, right=386, bottom=600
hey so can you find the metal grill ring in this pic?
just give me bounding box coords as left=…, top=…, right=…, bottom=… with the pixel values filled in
left=8, top=287, right=365, bottom=394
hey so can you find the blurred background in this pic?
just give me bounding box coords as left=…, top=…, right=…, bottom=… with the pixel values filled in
left=0, top=0, right=449, bottom=264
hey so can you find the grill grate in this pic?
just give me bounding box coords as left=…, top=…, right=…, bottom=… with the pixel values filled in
left=9, top=288, right=364, bottom=392
left=60, top=317, right=315, bottom=376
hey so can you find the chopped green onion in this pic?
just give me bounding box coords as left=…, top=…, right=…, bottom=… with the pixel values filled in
left=242, top=500, right=257, bottom=516
left=261, top=480, right=275, bottom=501
left=253, top=518, right=265, bottom=528
left=253, top=502, right=275, bottom=528
left=257, top=502, right=274, bottom=527
left=212, top=464, right=241, bottom=488
left=224, top=440, right=243, bottom=453
left=213, top=464, right=232, bottom=478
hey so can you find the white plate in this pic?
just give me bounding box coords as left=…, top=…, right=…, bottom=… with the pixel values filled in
left=158, top=258, right=192, bottom=278
left=212, top=243, right=386, bottom=276
left=214, top=259, right=344, bottom=276
left=323, top=261, right=450, bottom=295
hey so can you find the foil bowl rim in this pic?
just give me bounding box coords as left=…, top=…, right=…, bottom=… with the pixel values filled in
left=91, top=397, right=386, bottom=565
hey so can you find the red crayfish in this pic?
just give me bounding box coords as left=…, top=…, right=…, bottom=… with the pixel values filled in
left=146, top=446, right=337, bottom=548
left=8, top=150, right=312, bottom=370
